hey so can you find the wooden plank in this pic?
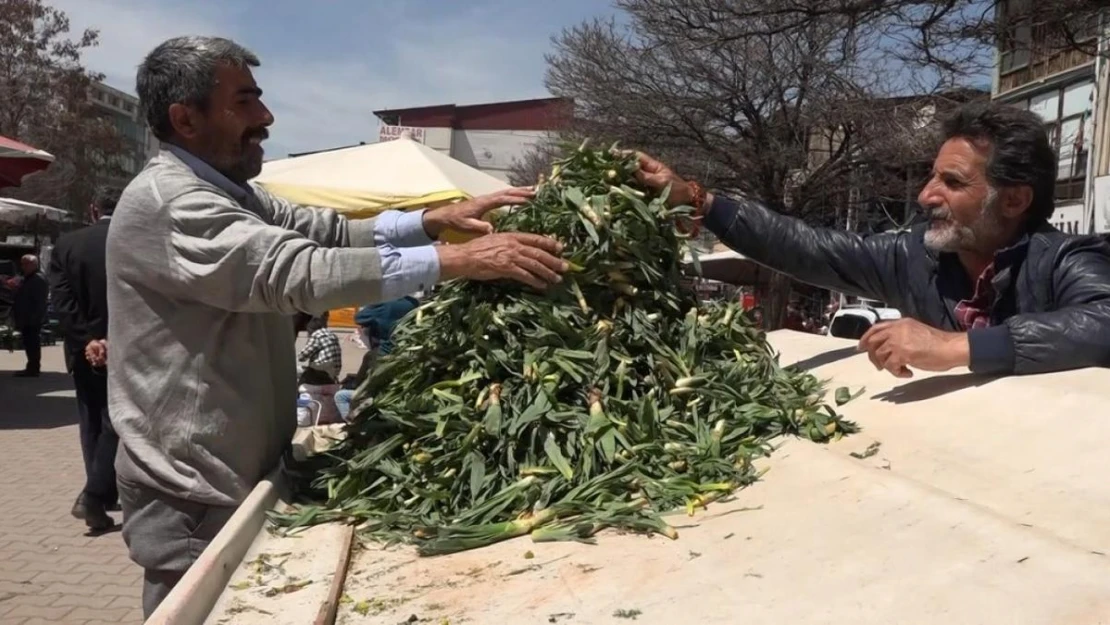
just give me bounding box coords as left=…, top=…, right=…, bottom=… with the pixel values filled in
left=203, top=523, right=352, bottom=625
left=148, top=468, right=286, bottom=625
left=313, top=524, right=355, bottom=625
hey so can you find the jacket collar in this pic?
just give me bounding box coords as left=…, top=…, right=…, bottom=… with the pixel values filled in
left=163, top=144, right=254, bottom=204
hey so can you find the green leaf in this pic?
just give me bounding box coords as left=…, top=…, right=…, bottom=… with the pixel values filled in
left=598, top=429, right=617, bottom=463
left=512, top=393, right=552, bottom=435
left=565, top=187, right=587, bottom=209
left=835, top=386, right=864, bottom=406
left=687, top=245, right=702, bottom=277
left=579, top=213, right=600, bottom=245
left=545, top=433, right=574, bottom=480
left=468, top=451, right=486, bottom=502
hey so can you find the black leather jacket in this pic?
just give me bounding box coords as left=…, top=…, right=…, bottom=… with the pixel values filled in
left=705, top=195, right=1110, bottom=376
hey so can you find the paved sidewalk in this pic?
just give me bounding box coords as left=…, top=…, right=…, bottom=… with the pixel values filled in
left=0, top=346, right=143, bottom=625
left=0, top=329, right=368, bottom=624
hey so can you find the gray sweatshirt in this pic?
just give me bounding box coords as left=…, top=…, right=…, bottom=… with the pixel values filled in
left=107, top=147, right=439, bottom=507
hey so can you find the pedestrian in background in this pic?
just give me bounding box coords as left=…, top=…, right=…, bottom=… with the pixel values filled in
left=49, top=186, right=120, bottom=532
left=11, top=254, right=48, bottom=377
left=297, top=312, right=341, bottom=385
left=335, top=294, right=420, bottom=419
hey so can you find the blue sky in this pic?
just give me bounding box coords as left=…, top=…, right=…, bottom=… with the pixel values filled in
left=52, top=0, right=616, bottom=157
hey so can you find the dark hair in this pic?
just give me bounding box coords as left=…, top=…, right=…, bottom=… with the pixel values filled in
left=941, top=101, right=1058, bottom=223
left=306, top=312, right=330, bottom=334
left=93, top=186, right=123, bottom=215
left=136, top=36, right=260, bottom=142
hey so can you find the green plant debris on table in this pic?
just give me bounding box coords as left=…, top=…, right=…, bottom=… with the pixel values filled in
left=850, top=441, right=882, bottom=459
left=352, top=597, right=410, bottom=617
left=271, top=141, right=859, bottom=556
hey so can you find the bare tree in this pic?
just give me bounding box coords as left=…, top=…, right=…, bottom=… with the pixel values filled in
left=626, top=0, right=1106, bottom=71
left=0, top=0, right=127, bottom=216
left=546, top=0, right=988, bottom=328
left=508, top=138, right=566, bottom=187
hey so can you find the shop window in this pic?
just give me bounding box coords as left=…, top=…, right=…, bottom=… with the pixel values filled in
left=999, top=0, right=1032, bottom=75
left=1018, top=78, right=1094, bottom=202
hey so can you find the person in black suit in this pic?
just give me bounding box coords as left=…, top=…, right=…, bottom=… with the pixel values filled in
left=11, top=254, right=48, bottom=377
left=49, top=186, right=120, bottom=531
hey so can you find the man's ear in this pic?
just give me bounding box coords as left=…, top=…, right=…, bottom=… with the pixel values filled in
left=168, top=103, right=200, bottom=140
left=999, top=185, right=1034, bottom=219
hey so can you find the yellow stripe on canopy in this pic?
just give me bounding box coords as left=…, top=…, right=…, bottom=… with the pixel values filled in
left=256, top=182, right=473, bottom=219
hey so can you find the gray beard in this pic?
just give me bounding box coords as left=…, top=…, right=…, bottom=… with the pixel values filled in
left=923, top=189, right=1005, bottom=254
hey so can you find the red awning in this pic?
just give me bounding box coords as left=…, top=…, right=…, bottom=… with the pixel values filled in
left=0, top=135, right=54, bottom=189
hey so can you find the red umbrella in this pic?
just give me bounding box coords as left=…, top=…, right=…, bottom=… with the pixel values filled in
left=0, top=135, right=54, bottom=189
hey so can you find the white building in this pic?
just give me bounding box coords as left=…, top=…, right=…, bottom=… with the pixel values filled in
left=991, top=0, right=1108, bottom=233
left=371, top=97, right=573, bottom=183
left=88, top=81, right=160, bottom=183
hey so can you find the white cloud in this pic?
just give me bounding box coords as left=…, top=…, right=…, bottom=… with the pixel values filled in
left=48, top=0, right=557, bottom=157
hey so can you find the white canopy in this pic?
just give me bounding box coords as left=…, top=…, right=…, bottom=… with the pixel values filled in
left=0, top=197, right=68, bottom=225
left=254, top=138, right=509, bottom=219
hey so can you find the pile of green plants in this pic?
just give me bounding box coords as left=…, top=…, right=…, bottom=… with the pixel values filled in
left=273, top=142, right=857, bottom=555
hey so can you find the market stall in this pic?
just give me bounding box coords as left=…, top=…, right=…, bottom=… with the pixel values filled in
left=255, top=138, right=510, bottom=326
left=0, top=197, right=68, bottom=226
left=255, top=137, right=508, bottom=220
left=154, top=330, right=1110, bottom=625
left=0, top=135, right=54, bottom=189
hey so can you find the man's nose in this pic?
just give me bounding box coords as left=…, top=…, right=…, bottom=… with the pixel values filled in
left=259, top=102, right=275, bottom=127
left=918, top=179, right=942, bottom=208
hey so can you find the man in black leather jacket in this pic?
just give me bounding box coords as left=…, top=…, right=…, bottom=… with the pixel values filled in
left=637, top=101, right=1110, bottom=378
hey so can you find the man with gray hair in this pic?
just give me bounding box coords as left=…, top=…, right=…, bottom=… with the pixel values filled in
left=108, top=35, right=568, bottom=616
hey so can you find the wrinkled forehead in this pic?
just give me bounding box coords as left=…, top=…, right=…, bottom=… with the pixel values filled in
left=933, top=136, right=990, bottom=177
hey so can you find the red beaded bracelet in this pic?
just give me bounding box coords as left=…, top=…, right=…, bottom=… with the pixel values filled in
left=678, top=180, right=708, bottom=237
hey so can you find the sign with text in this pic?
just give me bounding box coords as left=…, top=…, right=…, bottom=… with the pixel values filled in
left=378, top=125, right=426, bottom=143
left=1049, top=202, right=1088, bottom=235
left=1096, top=176, right=1110, bottom=234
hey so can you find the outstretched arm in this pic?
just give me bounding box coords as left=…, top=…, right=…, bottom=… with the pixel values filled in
left=634, top=151, right=910, bottom=306
left=704, top=195, right=909, bottom=306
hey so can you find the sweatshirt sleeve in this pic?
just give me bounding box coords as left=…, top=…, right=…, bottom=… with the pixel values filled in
left=250, top=186, right=441, bottom=298
left=135, top=189, right=396, bottom=315
left=251, top=183, right=378, bottom=248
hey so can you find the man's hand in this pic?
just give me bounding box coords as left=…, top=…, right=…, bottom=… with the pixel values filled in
left=438, top=233, right=568, bottom=290
left=85, top=339, right=108, bottom=368
left=422, top=187, right=536, bottom=240
left=857, top=319, right=970, bottom=379
left=634, top=152, right=693, bottom=207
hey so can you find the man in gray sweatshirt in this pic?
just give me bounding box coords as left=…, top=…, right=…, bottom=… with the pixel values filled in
left=107, top=35, right=568, bottom=618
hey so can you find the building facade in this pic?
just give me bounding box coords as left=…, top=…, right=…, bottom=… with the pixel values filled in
left=991, top=0, right=1106, bottom=234
left=372, top=97, right=573, bottom=183
left=88, top=81, right=160, bottom=184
